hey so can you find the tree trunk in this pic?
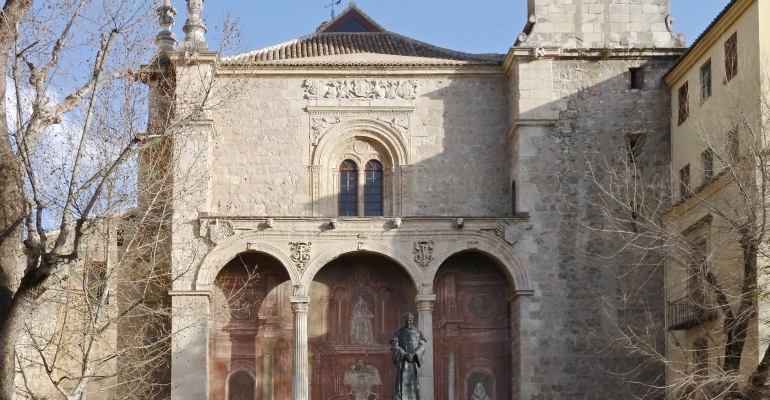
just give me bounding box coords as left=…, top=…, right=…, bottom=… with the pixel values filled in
left=0, top=1, right=38, bottom=397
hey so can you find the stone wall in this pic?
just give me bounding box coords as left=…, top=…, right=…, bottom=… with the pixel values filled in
left=208, top=74, right=511, bottom=218
left=512, top=54, right=678, bottom=398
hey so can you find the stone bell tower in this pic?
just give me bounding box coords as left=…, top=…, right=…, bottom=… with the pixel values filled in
left=503, top=0, right=686, bottom=398
left=519, top=0, right=685, bottom=49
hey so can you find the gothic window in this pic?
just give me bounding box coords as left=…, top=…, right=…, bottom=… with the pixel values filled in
left=339, top=160, right=358, bottom=216
left=228, top=371, right=255, bottom=400
left=364, top=160, right=383, bottom=216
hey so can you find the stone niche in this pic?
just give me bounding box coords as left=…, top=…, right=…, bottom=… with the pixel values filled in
left=308, top=254, right=417, bottom=400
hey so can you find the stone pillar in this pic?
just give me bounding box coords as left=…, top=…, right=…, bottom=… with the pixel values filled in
left=511, top=293, right=537, bottom=400
left=357, top=168, right=365, bottom=216
left=169, top=291, right=210, bottom=400
left=448, top=350, right=457, bottom=400
left=416, top=294, right=436, bottom=400
left=291, top=295, right=310, bottom=400
left=262, top=339, right=277, bottom=400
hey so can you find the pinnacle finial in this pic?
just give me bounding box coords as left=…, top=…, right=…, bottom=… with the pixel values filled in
left=155, top=1, right=178, bottom=52
left=182, top=0, right=208, bottom=50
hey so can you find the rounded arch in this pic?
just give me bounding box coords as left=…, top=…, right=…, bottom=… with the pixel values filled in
left=195, top=239, right=300, bottom=291
left=428, top=234, right=533, bottom=295
left=300, top=242, right=424, bottom=289
left=313, top=118, right=410, bottom=167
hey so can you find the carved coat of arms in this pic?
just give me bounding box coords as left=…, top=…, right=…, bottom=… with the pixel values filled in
left=343, top=361, right=382, bottom=400
left=413, top=240, right=434, bottom=267
left=289, top=242, right=312, bottom=273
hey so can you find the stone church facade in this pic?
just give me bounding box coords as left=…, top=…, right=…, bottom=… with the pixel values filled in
left=144, top=1, right=688, bottom=399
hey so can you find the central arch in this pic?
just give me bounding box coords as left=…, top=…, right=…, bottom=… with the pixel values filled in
left=306, top=252, right=418, bottom=400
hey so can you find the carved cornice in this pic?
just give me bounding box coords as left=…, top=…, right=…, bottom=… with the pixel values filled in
left=216, top=62, right=504, bottom=77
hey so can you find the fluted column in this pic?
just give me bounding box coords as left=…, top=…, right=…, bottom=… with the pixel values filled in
left=416, top=294, right=436, bottom=400
left=291, top=295, right=310, bottom=400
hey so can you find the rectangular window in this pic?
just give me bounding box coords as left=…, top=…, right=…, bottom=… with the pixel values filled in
left=725, top=32, right=738, bottom=82
left=702, top=149, right=714, bottom=184
left=700, top=60, right=712, bottom=102
left=727, top=127, right=739, bottom=164
left=680, top=164, right=690, bottom=199
left=678, top=82, right=689, bottom=125
left=630, top=67, right=644, bottom=90
left=116, top=229, right=124, bottom=247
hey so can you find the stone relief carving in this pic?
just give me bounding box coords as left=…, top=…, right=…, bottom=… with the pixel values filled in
left=413, top=240, right=434, bottom=268
left=343, top=361, right=382, bottom=400
left=291, top=302, right=309, bottom=312
left=495, top=222, right=532, bottom=245
left=207, top=219, right=235, bottom=244
left=310, top=116, right=341, bottom=145
left=350, top=293, right=375, bottom=345
left=304, top=78, right=418, bottom=100
left=289, top=242, right=312, bottom=273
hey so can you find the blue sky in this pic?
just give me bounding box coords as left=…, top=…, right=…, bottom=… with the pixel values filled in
left=172, top=0, right=730, bottom=55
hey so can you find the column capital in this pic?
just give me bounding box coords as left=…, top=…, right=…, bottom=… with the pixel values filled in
left=415, top=294, right=436, bottom=311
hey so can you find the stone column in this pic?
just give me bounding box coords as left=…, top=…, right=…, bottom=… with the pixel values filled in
left=262, top=339, right=277, bottom=400
left=291, top=295, right=310, bottom=400
left=169, top=291, right=210, bottom=400
left=357, top=168, right=365, bottom=216
left=448, top=350, right=457, bottom=400
left=416, top=294, right=436, bottom=400
left=511, top=293, right=537, bottom=400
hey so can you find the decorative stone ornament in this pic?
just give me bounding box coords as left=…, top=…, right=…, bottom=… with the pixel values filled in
left=329, top=219, right=338, bottom=229
left=413, top=240, right=434, bottom=268
left=182, top=0, right=207, bottom=50
left=289, top=242, right=312, bottom=273
left=455, top=218, right=464, bottom=229
left=303, top=79, right=418, bottom=100
left=207, top=219, right=235, bottom=244
left=392, top=218, right=402, bottom=228
left=155, top=0, right=178, bottom=52
left=265, top=218, right=275, bottom=229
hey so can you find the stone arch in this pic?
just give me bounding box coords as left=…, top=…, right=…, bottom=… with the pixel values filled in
left=300, top=242, right=424, bottom=289
left=428, top=234, right=533, bottom=295
left=313, top=118, right=409, bottom=167
left=195, top=238, right=300, bottom=291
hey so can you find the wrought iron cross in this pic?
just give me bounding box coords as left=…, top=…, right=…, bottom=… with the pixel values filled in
left=326, top=0, right=342, bottom=18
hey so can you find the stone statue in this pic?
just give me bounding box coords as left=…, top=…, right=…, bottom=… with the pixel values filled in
left=390, top=312, right=426, bottom=400
left=470, top=382, right=490, bottom=400
left=350, top=293, right=375, bottom=345
left=343, top=360, right=382, bottom=400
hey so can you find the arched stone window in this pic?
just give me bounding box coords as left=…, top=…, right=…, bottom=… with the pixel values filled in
left=364, top=160, right=383, bottom=216
left=228, top=370, right=255, bottom=400
left=339, top=160, right=358, bottom=216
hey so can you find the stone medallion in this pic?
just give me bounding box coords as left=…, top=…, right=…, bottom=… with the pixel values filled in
left=230, top=295, right=255, bottom=320
left=469, top=294, right=491, bottom=317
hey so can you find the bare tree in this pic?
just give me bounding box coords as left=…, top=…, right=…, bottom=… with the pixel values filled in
left=584, top=51, right=770, bottom=399
left=0, top=0, right=245, bottom=398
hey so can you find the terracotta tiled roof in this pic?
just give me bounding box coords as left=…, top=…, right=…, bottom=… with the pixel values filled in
left=223, top=32, right=505, bottom=64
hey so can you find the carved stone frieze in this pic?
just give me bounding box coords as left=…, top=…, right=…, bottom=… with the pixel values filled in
left=303, top=78, right=418, bottom=100
left=289, top=242, right=312, bottom=273
left=413, top=240, right=434, bottom=268
left=291, top=302, right=309, bottom=312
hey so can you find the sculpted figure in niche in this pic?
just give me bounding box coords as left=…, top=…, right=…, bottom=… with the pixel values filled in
left=350, top=293, right=375, bottom=345
left=343, top=360, right=382, bottom=400
left=390, top=312, right=426, bottom=400
left=470, top=383, right=490, bottom=400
